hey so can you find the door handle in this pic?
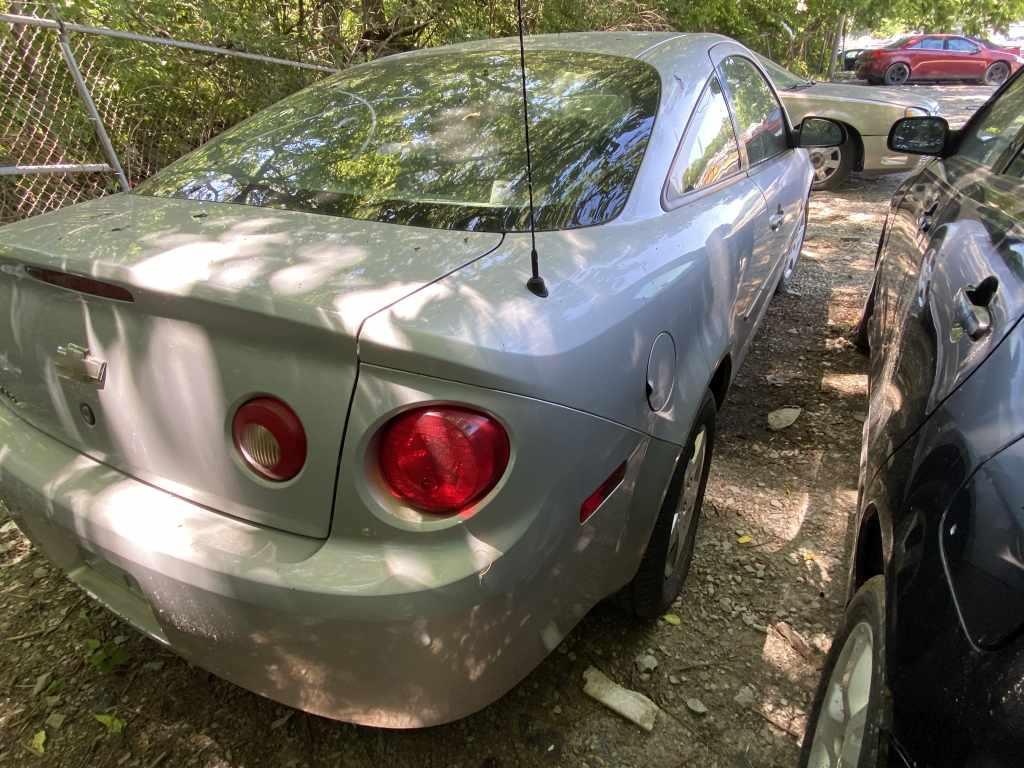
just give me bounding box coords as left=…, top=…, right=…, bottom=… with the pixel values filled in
left=919, top=200, right=939, bottom=232
left=954, top=276, right=999, bottom=341
left=769, top=207, right=785, bottom=231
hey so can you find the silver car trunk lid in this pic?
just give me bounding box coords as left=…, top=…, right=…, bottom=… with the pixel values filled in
left=0, top=194, right=501, bottom=538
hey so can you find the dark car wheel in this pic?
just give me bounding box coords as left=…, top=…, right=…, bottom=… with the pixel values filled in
left=627, top=390, right=716, bottom=619
left=800, top=577, right=890, bottom=768
left=883, top=63, right=910, bottom=85
left=777, top=196, right=809, bottom=293
left=811, top=138, right=854, bottom=191
left=984, top=62, right=1010, bottom=86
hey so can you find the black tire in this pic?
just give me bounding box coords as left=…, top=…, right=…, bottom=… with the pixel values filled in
left=984, top=62, right=1010, bottom=86
left=866, top=76, right=882, bottom=86
left=777, top=195, right=810, bottom=294
left=883, top=62, right=910, bottom=85
left=626, top=390, right=716, bottom=619
left=810, top=138, right=854, bottom=191
left=852, top=284, right=874, bottom=354
left=799, top=576, right=891, bottom=768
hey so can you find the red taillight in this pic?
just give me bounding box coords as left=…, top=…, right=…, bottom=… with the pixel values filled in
left=232, top=397, right=307, bottom=481
left=377, top=406, right=510, bottom=514
left=580, top=461, right=627, bottom=523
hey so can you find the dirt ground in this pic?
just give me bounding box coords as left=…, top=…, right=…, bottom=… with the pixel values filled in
left=0, top=84, right=992, bottom=767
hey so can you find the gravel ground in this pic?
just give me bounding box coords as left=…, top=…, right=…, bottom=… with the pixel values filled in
left=0, top=85, right=991, bottom=767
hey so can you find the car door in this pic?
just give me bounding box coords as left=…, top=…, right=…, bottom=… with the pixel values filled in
left=714, top=49, right=808, bottom=331
left=942, top=37, right=987, bottom=80
left=867, top=71, right=1024, bottom=467
left=907, top=37, right=947, bottom=79
left=661, top=69, right=766, bottom=366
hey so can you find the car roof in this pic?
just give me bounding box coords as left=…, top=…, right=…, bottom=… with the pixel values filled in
left=377, top=31, right=730, bottom=74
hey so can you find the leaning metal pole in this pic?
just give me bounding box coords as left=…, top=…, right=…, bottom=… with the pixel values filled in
left=51, top=13, right=131, bottom=192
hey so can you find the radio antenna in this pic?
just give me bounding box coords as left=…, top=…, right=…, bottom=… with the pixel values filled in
left=515, top=0, right=548, bottom=298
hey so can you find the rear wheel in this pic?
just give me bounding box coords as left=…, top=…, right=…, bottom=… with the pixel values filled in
left=883, top=63, right=910, bottom=85
left=810, top=138, right=854, bottom=191
left=626, top=390, right=716, bottom=619
left=984, top=62, right=1010, bottom=86
left=800, top=577, right=890, bottom=768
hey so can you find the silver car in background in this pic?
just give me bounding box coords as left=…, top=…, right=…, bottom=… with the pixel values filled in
left=0, top=32, right=835, bottom=726
left=758, top=55, right=939, bottom=189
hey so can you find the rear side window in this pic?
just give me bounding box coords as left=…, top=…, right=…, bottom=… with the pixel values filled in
left=911, top=38, right=945, bottom=50
left=665, top=78, right=740, bottom=203
left=958, top=73, right=1024, bottom=168
left=718, top=56, right=788, bottom=166
left=137, top=50, right=660, bottom=233
left=947, top=38, right=979, bottom=53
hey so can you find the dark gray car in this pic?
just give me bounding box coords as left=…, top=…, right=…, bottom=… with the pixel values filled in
left=801, top=71, right=1024, bottom=766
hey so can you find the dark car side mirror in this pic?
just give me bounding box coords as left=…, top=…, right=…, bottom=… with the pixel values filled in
left=889, top=116, right=950, bottom=155
left=795, top=117, right=846, bottom=148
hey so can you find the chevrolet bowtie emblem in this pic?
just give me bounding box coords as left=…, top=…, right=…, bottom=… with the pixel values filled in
left=55, top=343, right=106, bottom=388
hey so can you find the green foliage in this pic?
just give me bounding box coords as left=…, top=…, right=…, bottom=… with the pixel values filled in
left=94, top=712, right=126, bottom=734
left=83, top=638, right=131, bottom=673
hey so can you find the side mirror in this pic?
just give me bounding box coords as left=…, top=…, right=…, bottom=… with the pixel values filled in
left=795, top=117, right=846, bottom=148
left=888, top=116, right=950, bottom=155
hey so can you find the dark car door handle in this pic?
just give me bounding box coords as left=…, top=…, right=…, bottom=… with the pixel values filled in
left=919, top=200, right=940, bottom=232
left=769, top=208, right=785, bottom=231
left=954, top=276, right=999, bottom=341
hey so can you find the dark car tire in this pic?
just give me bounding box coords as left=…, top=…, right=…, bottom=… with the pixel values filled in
left=984, top=62, right=1010, bottom=86
left=852, top=284, right=875, bottom=354
left=883, top=63, right=911, bottom=85
left=799, top=576, right=891, bottom=768
left=777, top=196, right=810, bottom=294
left=866, top=76, right=882, bottom=85
left=810, top=138, right=854, bottom=191
left=626, top=390, right=716, bottom=620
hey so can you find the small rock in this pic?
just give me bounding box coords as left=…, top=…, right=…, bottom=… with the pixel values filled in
left=768, top=407, right=802, bottom=431
left=44, top=712, right=65, bottom=730
left=685, top=698, right=708, bottom=716
left=634, top=654, right=658, bottom=673
left=142, top=660, right=164, bottom=672
left=734, top=685, right=757, bottom=707
left=32, top=672, right=51, bottom=697
left=583, top=667, right=660, bottom=732
left=668, top=675, right=681, bottom=685
left=32, top=567, right=47, bottom=580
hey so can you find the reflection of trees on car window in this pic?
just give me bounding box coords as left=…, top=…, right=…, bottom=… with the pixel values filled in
left=136, top=50, right=660, bottom=232
left=959, top=75, right=1024, bottom=168
left=667, top=78, right=739, bottom=199
left=719, top=57, right=787, bottom=166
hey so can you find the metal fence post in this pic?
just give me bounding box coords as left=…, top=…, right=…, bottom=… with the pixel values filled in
left=52, top=13, right=130, bottom=191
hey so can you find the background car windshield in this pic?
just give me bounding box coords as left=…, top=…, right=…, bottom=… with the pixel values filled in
left=755, top=56, right=808, bottom=89
left=136, top=50, right=660, bottom=232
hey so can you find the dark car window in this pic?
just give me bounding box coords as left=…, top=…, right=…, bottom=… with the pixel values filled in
left=718, top=56, right=788, bottom=166
left=665, top=77, right=740, bottom=202
left=885, top=37, right=913, bottom=50
left=910, top=38, right=944, bottom=50
left=958, top=73, right=1024, bottom=168
left=1005, top=147, right=1024, bottom=178
left=947, top=38, right=979, bottom=53
left=136, top=50, right=661, bottom=233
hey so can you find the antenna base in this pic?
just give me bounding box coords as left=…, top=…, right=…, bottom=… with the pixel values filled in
left=526, top=275, right=549, bottom=298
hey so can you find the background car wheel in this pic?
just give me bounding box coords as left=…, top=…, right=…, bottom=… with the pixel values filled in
left=777, top=197, right=809, bottom=294
left=883, top=63, right=910, bottom=85
left=799, top=576, right=890, bottom=768
left=984, top=62, right=1010, bottom=86
left=810, top=138, right=853, bottom=191
left=627, top=390, right=716, bottom=620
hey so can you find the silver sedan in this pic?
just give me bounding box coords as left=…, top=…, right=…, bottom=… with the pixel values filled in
left=758, top=55, right=940, bottom=189
left=0, top=32, right=834, bottom=726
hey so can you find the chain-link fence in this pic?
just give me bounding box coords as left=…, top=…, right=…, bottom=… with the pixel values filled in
left=1, top=2, right=337, bottom=224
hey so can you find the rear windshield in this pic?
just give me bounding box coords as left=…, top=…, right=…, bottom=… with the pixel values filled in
left=136, top=49, right=661, bottom=232
left=884, top=37, right=913, bottom=50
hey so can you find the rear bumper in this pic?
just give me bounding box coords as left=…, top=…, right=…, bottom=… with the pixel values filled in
left=0, top=402, right=677, bottom=726
left=859, top=135, right=921, bottom=174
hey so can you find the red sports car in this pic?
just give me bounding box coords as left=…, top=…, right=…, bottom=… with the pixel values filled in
left=857, top=34, right=1023, bottom=86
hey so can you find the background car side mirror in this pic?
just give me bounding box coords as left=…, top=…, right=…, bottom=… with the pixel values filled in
left=888, top=116, right=950, bottom=155
left=795, top=117, right=846, bottom=148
